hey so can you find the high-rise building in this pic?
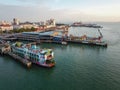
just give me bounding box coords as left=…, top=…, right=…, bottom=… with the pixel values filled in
left=46, top=19, right=56, bottom=27
left=13, top=18, right=20, bottom=25
left=40, top=21, right=45, bottom=26
left=51, top=19, right=56, bottom=26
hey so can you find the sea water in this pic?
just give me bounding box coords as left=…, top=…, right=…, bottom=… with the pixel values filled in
left=0, top=22, right=120, bottom=90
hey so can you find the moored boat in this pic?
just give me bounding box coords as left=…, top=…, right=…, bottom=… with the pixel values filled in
left=11, top=42, right=55, bottom=67
left=71, top=22, right=103, bottom=28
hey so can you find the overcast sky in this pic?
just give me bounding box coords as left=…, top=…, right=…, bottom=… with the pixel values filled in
left=0, top=0, right=120, bottom=22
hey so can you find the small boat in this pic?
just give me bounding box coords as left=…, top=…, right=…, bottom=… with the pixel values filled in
left=11, top=42, right=55, bottom=67
left=61, top=41, right=67, bottom=45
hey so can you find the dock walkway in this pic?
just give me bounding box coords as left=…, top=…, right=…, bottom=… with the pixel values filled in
left=7, top=52, right=32, bottom=68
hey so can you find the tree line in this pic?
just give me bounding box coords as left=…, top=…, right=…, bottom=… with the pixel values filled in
left=0, top=27, right=36, bottom=34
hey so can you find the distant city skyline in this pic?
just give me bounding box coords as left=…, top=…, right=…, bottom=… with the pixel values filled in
left=0, top=0, right=120, bottom=22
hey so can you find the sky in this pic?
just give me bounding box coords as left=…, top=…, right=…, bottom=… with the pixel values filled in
left=0, top=0, right=120, bottom=23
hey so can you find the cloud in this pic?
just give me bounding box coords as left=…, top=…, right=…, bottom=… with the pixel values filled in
left=0, top=4, right=89, bottom=23
left=0, top=4, right=61, bottom=22
left=0, top=3, right=120, bottom=23
left=17, top=0, right=49, bottom=2
left=16, top=0, right=59, bottom=4
left=0, top=4, right=51, bottom=21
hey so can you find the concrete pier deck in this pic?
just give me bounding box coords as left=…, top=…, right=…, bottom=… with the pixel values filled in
left=7, top=52, right=32, bottom=68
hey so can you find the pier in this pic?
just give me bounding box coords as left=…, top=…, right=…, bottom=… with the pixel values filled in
left=7, top=52, right=32, bottom=68
left=0, top=29, right=107, bottom=47
left=67, top=40, right=107, bottom=47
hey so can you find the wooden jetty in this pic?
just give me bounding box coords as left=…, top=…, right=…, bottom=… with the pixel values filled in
left=7, top=52, right=32, bottom=68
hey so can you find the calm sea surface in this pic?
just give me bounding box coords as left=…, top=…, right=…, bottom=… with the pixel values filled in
left=0, top=22, right=120, bottom=90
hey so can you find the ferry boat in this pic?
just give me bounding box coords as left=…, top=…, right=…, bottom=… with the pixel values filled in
left=71, top=22, right=103, bottom=28
left=11, top=42, right=55, bottom=67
